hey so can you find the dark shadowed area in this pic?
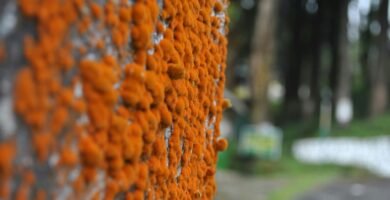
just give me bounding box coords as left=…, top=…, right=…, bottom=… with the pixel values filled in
left=217, top=0, right=390, bottom=199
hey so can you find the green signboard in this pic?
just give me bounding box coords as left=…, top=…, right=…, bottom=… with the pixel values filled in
left=238, top=123, right=282, bottom=160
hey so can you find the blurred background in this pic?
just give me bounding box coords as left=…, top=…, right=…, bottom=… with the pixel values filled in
left=216, top=0, right=390, bottom=199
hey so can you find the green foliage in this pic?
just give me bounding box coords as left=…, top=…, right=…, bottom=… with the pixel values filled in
left=280, top=119, right=317, bottom=151
left=267, top=156, right=373, bottom=200
left=217, top=139, right=237, bottom=169
left=333, top=114, right=390, bottom=137
left=227, top=2, right=242, bottom=28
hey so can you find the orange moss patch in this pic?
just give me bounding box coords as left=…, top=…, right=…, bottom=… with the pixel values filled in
left=10, top=0, right=229, bottom=198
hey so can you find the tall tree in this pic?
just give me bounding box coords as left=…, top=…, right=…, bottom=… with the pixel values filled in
left=282, top=0, right=304, bottom=120
left=369, top=0, right=389, bottom=117
left=334, top=0, right=352, bottom=124
left=249, top=0, right=279, bottom=123
left=359, top=7, right=375, bottom=116
left=308, top=0, right=323, bottom=116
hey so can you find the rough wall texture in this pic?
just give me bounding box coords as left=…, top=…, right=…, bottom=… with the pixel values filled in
left=0, top=0, right=229, bottom=199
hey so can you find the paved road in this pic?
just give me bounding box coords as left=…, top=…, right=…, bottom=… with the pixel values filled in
left=215, top=170, right=285, bottom=200
left=297, top=178, right=390, bottom=200
left=216, top=170, right=390, bottom=200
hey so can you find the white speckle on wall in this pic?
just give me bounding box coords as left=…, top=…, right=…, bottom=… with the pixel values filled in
left=0, top=2, right=17, bottom=38
left=0, top=96, right=16, bottom=137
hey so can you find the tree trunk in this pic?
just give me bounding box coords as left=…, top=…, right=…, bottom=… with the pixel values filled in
left=249, top=0, right=278, bottom=123
left=307, top=0, right=324, bottom=120
left=369, top=0, right=389, bottom=117
left=359, top=8, right=374, bottom=116
left=282, top=0, right=304, bottom=121
left=334, top=0, right=352, bottom=124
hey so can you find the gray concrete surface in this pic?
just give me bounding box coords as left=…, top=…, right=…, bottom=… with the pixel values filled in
left=216, top=170, right=390, bottom=200
left=297, top=178, right=390, bottom=200
left=215, top=170, right=285, bottom=200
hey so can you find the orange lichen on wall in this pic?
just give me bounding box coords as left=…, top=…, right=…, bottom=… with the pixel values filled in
left=9, top=0, right=229, bottom=199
